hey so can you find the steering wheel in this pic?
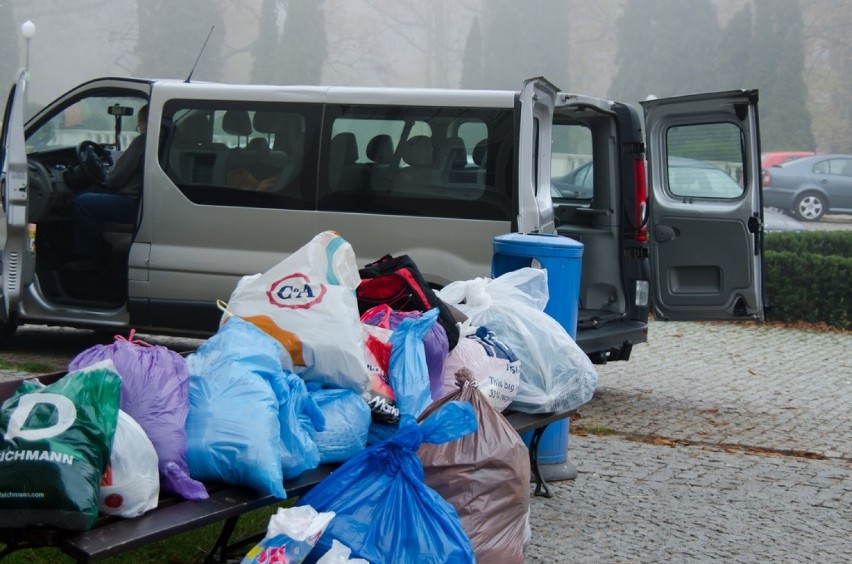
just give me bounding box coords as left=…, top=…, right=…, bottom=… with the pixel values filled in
left=75, top=140, right=113, bottom=186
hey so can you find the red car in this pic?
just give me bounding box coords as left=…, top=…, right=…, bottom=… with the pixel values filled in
left=761, top=151, right=817, bottom=186
left=762, top=151, right=816, bottom=168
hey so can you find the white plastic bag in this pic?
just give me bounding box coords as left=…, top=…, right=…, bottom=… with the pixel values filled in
left=98, top=410, right=160, bottom=518
left=242, top=505, right=336, bottom=564
left=223, top=231, right=369, bottom=392
left=317, top=540, right=370, bottom=564
left=441, top=323, right=520, bottom=411
left=437, top=267, right=597, bottom=413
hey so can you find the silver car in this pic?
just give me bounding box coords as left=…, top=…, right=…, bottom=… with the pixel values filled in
left=762, top=154, right=852, bottom=221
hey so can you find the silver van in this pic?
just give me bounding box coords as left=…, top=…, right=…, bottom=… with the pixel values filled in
left=1, top=73, right=765, bottom=362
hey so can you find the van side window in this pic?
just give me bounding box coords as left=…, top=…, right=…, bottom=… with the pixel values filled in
left=161, top=101, right=320, bottom=210
left=319, top=105, right=513, bottom=221
left=664, top=123, right=745, bottom=199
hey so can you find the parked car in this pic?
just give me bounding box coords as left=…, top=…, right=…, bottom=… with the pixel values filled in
left=761, top=151, right=817, bottom=188
left=762, top=154, right=852, bottom=221
left=554, top=157, right=744, bottom=200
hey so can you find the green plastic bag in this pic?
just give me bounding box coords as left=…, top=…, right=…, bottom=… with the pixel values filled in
left=0, top=361, right=121, bottom=530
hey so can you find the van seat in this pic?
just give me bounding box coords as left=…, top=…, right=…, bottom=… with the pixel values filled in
left=366, top=134, right=395, bottom=192
left=392, top=135, right=433, bottom=196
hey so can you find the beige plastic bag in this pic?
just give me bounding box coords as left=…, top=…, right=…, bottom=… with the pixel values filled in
left=417, top=370, right=530, bottom=563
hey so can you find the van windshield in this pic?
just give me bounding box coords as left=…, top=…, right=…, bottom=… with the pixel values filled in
left=26, top=95, right=146, bottom=153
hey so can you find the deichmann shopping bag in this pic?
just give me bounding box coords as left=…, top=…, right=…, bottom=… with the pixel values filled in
left=0, top=362, right=121, bottom=530
left=223, top=231, right=370, bottom=393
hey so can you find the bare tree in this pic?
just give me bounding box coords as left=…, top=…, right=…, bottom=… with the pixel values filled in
left=135, top=0, right=225, bottom=81
left=800, top=0, right=852, bottom=152
left=277, top=0, right=327, bottom=85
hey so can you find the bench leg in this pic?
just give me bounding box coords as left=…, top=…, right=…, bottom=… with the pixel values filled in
left=529, top=425, right=553, bottom=498
left=203, top=516, right=240, bottom=564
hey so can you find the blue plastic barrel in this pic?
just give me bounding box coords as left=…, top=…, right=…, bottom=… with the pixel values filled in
left=492, top=233, right=584, bottom=470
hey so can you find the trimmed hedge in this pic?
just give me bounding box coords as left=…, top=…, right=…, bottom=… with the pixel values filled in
left=763, top=231, right=852, bottom=329
left=764, top=230, right=852, bottom=258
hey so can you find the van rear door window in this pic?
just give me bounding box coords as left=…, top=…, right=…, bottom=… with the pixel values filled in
left=664, top=123, right=745, bottom=199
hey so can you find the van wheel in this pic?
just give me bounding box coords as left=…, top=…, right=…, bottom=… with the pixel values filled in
left=793, top=192, right=825, bottom=221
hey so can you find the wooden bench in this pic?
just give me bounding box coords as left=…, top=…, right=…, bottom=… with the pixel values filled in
left=505, top=409, right=577, bottom=498
left=0, top=373, right=575, bottom=562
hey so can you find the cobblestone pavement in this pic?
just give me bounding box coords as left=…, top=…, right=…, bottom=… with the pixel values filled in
left=1, top=321, right=850, bottom=563
left=526, top=320, right=852, bottom=563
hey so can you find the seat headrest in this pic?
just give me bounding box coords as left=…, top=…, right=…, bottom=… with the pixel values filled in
left=222, top=110, right=252, bottom=136
left=331, top=132, right=359, bottom=164
left=442, top=137, right=467, bottom=168
left=176, top=113, right=212, bottom=146
left=366, top=134, right=393, bottom=164
left=472, top=139, right=488, bottom=166
left=246, top=137, right=269, bottom=152
left=402, top=135, right=433, bottom=167
left=253, top=111, right=285, bottom=135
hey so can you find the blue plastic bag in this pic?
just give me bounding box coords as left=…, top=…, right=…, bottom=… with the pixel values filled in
left=298, top=401, right=478, bottom=564
left=308, top=385, right=371, bottom=464
left=186, top=318, right=323, bottom=497
left=388, top=308, right=438, bottom=419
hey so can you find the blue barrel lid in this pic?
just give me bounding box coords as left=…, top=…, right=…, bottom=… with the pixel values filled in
left=493, top=232, right=584, bottom=257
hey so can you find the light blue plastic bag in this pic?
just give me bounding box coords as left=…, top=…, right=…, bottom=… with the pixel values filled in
left=307, top=385, right=371, bottom=464
left=186, top=318, right=324, bottom=497
left=388, top=308, right=438, bottom=419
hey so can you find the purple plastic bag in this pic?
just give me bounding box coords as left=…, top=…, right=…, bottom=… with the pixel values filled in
left=362, top=305, right=449, bottom=401
left=68, top=332, right=208, bottom=500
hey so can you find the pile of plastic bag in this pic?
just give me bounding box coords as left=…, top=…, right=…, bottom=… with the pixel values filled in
left=0, top=229, right=598, bottom=561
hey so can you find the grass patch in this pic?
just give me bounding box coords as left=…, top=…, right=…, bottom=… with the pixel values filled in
left=0, top=502, right=291, bottom=563
left=0, top=358, right=55, bottom=374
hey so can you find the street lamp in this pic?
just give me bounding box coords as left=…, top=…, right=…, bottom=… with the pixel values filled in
left=21, top=20, right=36, bottom=72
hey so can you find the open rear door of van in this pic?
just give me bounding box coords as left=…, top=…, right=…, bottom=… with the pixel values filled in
left=0, top=70, right=34, bottom=322
left=642, top=90, right=764, bottom=321
left=517, top=77, right=557, bottom=234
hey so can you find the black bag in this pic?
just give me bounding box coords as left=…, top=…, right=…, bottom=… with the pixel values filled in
left=358, top=254, right=461, bottom=350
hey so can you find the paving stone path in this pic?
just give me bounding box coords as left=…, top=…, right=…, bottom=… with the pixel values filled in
left=526, top=320, right=851, bottom=563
